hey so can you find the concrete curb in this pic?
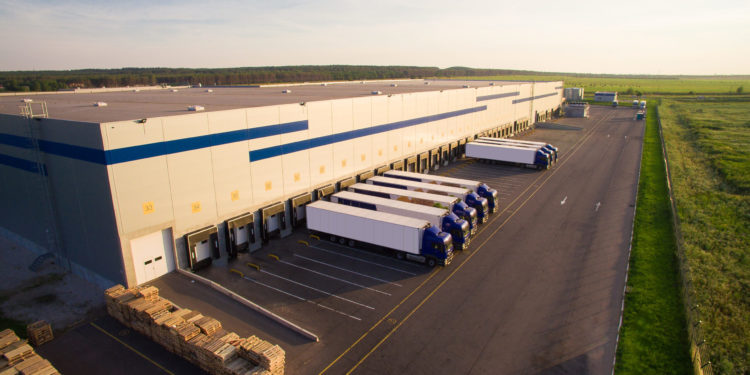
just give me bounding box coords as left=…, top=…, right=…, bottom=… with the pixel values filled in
left=176, top=268, right=319, bottom=342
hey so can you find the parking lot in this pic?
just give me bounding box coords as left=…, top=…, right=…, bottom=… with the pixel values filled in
left=147, top=105, right=644, bottom=374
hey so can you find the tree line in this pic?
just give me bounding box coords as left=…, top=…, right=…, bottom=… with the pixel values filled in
left=0, top=65, right=565, bottom=92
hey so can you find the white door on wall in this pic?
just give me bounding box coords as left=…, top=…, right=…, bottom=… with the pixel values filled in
left=130, top=228, right=175, bottom=285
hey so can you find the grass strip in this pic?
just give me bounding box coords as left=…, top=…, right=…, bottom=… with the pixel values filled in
left=615, top=105, right=692, bottom=374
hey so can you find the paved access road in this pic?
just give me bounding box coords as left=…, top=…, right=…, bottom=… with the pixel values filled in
left=151, top=106, right=644, bottom=375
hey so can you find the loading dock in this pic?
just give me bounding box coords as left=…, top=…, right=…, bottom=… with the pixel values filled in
left=375, top=165, right=391, bottom=176
left=441, top=145, right=450, bottom=166
left=390, top=160, right=404, bottom=171
left=316, top=184, right=335, bottom=201
left=225, top=212, right=256, bottom=258
left=358, top=170, right=374, bottom=182
left=186, top=226, right=219, bottom=272
left=290, top=192, right=312, bottom=228
left=418, top=152, right=429, bottom=173
left=430, top=148, right=441, bottom=170
left=405, top=156, right=418, bottom=172
left=261, top=202, right=286, bottom=244
left=337, top=177, right=356, bottom=191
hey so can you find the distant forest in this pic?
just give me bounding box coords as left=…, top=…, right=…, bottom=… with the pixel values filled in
left=1, top=65, right=747, bottom=92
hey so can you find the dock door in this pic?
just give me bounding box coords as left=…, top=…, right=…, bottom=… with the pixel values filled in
left=186, top=226, right=219, bottom=271
left=225, top=212, right=255, bottom=258
left=390, top=160, right=404, bottom=171
left=418, top=153, right=429, bottom=173
left=430, top=148, right=441, bottom=170
left=316, top=184, right=335, bottom=201
left=405, top=156, right=417, bottom=172
left=291, top=192, right=312, bottom=228
left=261, top=202, right=286, bottom=244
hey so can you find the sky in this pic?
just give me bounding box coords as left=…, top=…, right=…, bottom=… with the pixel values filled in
left=0, top=0, right=748, bottom=75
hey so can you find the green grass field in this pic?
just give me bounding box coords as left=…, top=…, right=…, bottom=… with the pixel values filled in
left=614, top=105, right=692, bottom=375
left=458, top=75, right=750, bottom=95
left=659, top=96, right=750, bottom=374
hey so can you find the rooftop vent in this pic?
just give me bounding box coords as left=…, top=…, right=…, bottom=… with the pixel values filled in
left=21, top=98, right=33, bottom=103
left=321, top=83, right=328, bottom=86
left=424, top=82, right=430, bottom=85
left=206, top=89, right=213, bottom=93
left=371, top=91, right=382, bottom=95
left=463, top=85, right=471, bottom=88
left=390, top=84, right=398, bottom=87
left=171, top=89, right=179, bottom=92
left=282, top=89, right=292, bottom=94
left=188, top=105, right=205, bottom=112
left=133, top=89, right=140, bottom=92
left=94, top=102, right=108, bottom=107
left=489, top=82, right=495, bottom=86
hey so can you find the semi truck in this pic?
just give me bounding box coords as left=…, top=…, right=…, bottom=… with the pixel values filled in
left=348, top=183, right=478, bottom=235
left=466, top=141, right=551, bottom=170
left=306, top=200, right=453, bottom=267
left=366, top=175, right=490, bottom=224
left=477, top=137, right=558, bottom=163
left=331, top=191, right=471, bottom=250
left=383, top=170, right=499, bottom=214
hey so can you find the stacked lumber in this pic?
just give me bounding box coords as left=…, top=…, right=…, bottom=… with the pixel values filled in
left=26, top=322, right=53, bottom=347
left=0, top=330, right=59, bottom=375
left=104, top=284, right=285, bottom=375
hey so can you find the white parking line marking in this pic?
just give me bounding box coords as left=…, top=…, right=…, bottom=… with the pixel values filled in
left=242, top=276, right=361, bottom=321
left=260, top=269, right=375, bottom=310
left=561, top=196, right=568, bottom=205
left=295, top=254, right=403, bottom=287
left=279, top=260, right=391, bottom=296
left=307, top=245, right=417, bottom=276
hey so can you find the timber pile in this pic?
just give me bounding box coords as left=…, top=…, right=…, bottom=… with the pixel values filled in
left=104, top=285, right=284, bottom=375
left=0, top=329, right=60, bottom=375
left=26, top=322, right=53, bottom=347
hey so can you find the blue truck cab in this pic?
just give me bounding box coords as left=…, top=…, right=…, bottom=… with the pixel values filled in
left=442, top=212, right=471, bottom=250
left=535, top=150, right=551, bottom=170
left=453, top=202, right=478, bottom=235
left=421, top=226, right=454, bottom=266
left=543, top=144, right=558, bottom=163
left=465, top=192, right=489, bottom=224
left=476, top=183, right=498, bottom=213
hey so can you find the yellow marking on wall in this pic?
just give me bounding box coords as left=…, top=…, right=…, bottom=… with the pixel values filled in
left=441, top=132, right=444, bottom=137
left=407, top=141, right=412, bottom=147
left=265, top=181, right=272, bottom=191
left=319, top=165, right=326, bottom=174
left=378, top=149, right=383, bottom=156
left=230, top=190, right=240, bottom=201
left=341, top=159, right=347, bottom=167
left=420, top=138, right=423, bottom=144
left=294, top=172, right=301, bottom=182
left=191, top=201, right=201, bottom=213
left=142, top=201, right=155, bottom=215
left=431, top=135, right=434, bottom=140
left=393, top=145, right=398, bottom=152
left=361, top=154, right=366, bottom=162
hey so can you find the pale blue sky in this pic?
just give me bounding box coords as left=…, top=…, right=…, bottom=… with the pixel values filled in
left=1, top=0, right=748, bottom=74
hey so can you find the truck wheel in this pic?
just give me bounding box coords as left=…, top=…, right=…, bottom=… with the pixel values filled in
left=338, top=237, right=346, bottom=245
left=396, top=252, right=405, bottom=260
left=347, top=239, right=355, bottom=247
left=427, top=258, right=437, bottom=267
left=329, top=235, right=337, bottom=242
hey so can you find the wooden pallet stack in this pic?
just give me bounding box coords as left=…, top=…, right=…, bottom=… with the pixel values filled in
left=104, top=284, right=285, bottom=375
left=25, top=322, right=53, bottom=348
left=0, top=329, right=60, bottom=375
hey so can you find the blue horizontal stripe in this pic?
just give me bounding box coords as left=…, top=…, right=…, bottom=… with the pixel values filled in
left=555, top=86, right=563, bottom=90
left=249, top=106, right=487, bottom=162
left=0, top=133, right=33, bottom=149
left=40, top=140, right=107, bottom=164
left=476, top=92, right=520, bottom=102
left=0, top=153, right=46, bottom=175
left=512, top=92, right=558, bottom=104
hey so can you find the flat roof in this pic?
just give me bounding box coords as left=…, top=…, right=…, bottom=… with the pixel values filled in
left=0, top=79, right=546, bottom=123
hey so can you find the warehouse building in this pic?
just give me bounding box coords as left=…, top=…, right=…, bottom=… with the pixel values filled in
left=563, top=87, right=584, bottom=101
left=594, top=91, right=618, bottom=102
left=0, top=79, right=563, bottom=288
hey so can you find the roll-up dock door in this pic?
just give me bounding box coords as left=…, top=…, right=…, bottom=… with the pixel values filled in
left=225, top=212, right=255, bottom=258
left=449, top=142, right=459, bottom=162
left=418, top=152, right=429, bottom=173
left=375, top=165, right=391, bottom=176
left=186, top=226, right=219, bottom=272
left=459, top=139, right=467, bottom=157
left=291, top=192, right=312, bottom=228
left=441, top=145, right=450, bottom=166
left=316, top=184, right=335, bottom=201
left=358, top=170, right=374, bottom=182
left=337, top=177, right=356, bottom=191
left=390, top=160, right=404, bottom=171
left=261, top=202, right=286, bottom=244
left=405, top=156, right=417, bottom=172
